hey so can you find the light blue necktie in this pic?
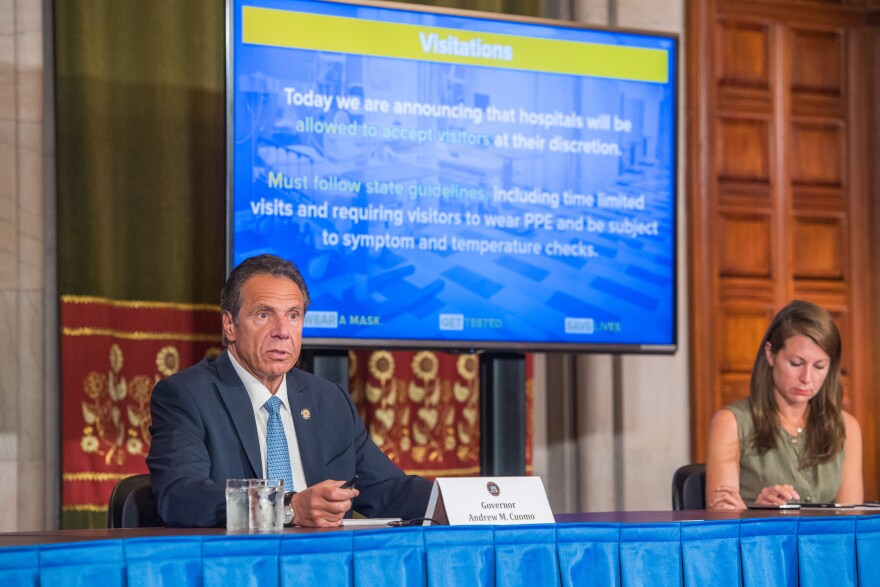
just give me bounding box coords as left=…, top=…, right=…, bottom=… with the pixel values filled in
left=264, top=396, right=294, bottom=492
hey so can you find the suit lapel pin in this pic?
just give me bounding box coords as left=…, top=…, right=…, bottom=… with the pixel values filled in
left=301, top=408, right=311, bottom=420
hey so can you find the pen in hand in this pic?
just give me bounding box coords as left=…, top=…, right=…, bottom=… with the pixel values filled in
left=340, top=474, right=359, bottom=490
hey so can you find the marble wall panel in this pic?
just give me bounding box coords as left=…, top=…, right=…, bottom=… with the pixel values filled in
left=16, top=457, right=46, bottom=531
left=0, top=120, right=16, bottom=287
left=16, top=120, right=43, bottom=290
left=0, top=290, right=17, bottom=433
left=617, top=0, right=683, bottom=30
left=0, top=35, right=14, bottom=122
left=16, top=290, right=44, bottom=460
left=0, top=453, right=18, bottom=532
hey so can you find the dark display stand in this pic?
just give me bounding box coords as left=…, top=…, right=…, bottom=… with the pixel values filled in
left=299, top=349, right=349, bottom=393
left=479, top=352, right=526, bottom=476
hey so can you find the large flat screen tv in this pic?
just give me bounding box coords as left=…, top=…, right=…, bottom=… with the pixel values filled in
left=227, top=0, right=678, bottom=352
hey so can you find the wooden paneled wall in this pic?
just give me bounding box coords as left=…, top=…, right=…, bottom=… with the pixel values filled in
left=687, top=0, right=879, bottom=496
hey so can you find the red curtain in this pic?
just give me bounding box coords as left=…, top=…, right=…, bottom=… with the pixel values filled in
left=60, top=296, right=222, bottom=528
left=349, top=350, right=481, bottom=478
left=350, top=350, right=535, bottom=479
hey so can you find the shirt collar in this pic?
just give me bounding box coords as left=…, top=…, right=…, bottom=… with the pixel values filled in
left=227, top=350, right=290, bottom=414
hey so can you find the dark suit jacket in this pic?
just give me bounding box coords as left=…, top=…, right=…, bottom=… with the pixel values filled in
left=147, top=350, right=432, bottom=527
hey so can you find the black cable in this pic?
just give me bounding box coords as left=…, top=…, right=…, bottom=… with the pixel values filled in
left=388, top=517, right=442, bottom=527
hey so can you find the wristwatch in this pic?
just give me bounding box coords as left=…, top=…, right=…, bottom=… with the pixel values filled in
left=283, top=491, right=296, bottom=526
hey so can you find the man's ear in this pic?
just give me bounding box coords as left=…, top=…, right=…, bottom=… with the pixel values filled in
left=222, top=311, right=236, bottom=343
left=764, top=341, right=774, bottom=367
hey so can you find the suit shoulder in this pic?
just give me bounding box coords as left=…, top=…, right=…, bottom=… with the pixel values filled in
left=158, top=356, right=220, bottom=390
left=288, top=368, right=345, bottom=393
left=287, top=368, right=355, bottom=413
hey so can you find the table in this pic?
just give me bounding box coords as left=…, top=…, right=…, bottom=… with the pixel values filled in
left=2, top=509, right=879, bottom=586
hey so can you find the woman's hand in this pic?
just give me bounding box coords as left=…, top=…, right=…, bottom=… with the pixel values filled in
left=753, top=484, right=799, bottom=506
left=707, top=484, right=747, bottom=510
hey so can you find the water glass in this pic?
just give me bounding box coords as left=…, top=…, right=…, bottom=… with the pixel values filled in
left=249, top=478, right=284, bottom=532
left=225, top=479, right=250, bottom=532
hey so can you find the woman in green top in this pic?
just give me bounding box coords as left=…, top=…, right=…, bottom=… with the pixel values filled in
left=706, top=300, right=863, bottom=509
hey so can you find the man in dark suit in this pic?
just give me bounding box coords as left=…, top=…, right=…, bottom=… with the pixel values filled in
left=147, top=254, right=432, bottom=527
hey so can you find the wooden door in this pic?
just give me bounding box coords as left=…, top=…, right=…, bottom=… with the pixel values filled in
left=687, top=0, right=879, bottom=496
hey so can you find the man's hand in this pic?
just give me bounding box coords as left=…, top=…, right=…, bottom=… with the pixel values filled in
left=290, top=479, right=360, bottom=527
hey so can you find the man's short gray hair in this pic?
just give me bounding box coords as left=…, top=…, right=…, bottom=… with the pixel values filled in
left=220, top=254, right=310, bottom=344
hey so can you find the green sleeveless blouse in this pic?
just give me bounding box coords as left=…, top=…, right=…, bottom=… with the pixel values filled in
left=727, top=399, right=844, bottom=504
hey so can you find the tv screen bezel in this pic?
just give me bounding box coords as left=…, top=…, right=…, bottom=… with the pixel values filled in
left=225, top=0, right=680, bottom=354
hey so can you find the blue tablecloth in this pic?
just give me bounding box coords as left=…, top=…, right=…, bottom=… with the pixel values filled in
left=2, top=516, right=878, bottom=586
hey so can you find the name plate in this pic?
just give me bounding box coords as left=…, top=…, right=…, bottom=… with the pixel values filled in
left=424, top=477, right=554, bottom=525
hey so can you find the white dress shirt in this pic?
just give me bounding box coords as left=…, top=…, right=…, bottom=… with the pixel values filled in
left=228, top=352, right=308, bottom=492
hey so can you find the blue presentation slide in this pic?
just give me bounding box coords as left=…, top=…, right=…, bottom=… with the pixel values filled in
left=230, top=0, right=677, bottom=350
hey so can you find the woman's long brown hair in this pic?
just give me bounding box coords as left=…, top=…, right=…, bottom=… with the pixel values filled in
left=749, top=300, right=845, bottom=466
